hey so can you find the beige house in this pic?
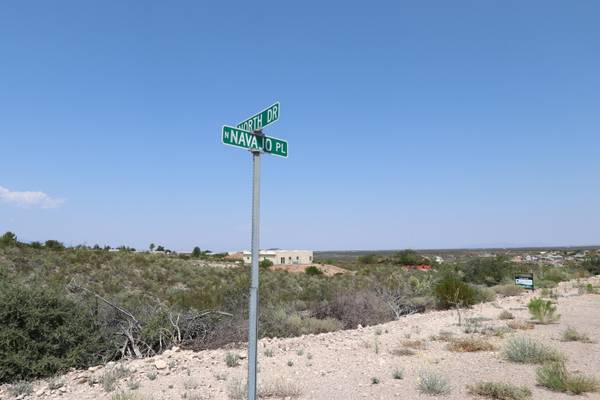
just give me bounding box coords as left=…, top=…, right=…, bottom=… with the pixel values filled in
left=240, top=249, right=313, bottom=265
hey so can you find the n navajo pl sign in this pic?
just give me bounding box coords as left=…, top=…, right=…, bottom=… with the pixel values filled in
left=222, top=126, right=288, bottom=158
left=237, top=102, right=280, bottom=132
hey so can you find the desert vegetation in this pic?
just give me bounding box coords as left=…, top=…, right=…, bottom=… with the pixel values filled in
left=0, top=232, right=597, bottom=385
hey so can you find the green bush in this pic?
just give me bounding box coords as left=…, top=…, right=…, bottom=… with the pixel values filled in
left=0, top=281, right=107, bottom=383
left=434, top=273, right=476, bottom=309
left=536, top=361, right=599, bottom=394
left=305, top=266, right=324, bottom=275
left=527, top=297, right=559, bottom=324
left=259, top=259, right=273, bottom=269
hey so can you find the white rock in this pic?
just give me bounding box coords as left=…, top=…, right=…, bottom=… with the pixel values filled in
left=154, top=360, right=168, bottom=370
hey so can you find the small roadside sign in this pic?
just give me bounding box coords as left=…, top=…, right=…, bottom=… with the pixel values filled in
left=237, top=102, right=280, bottom=132
left=515, top=274, right=534, bottom=290
left=222, top=125, right=288, bottom=157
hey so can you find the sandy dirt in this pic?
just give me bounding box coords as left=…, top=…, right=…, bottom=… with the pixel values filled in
left=2, top=276, right=599, bottom=400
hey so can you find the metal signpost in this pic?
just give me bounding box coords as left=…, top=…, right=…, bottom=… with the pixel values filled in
left=515, top=274, right=534, bottom=290
left=221, top=102, right=287, bottom=400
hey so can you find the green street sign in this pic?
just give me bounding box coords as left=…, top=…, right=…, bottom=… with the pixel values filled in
left=222, top=125, right=288, bottom=158
left=236, top=102, right=280, bottom=132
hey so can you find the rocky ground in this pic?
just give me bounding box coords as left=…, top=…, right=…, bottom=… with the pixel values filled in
left=2, top=277, right=600, bottom=400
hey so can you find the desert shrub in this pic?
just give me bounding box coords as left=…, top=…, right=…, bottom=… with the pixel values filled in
left=371, top=376, right=380, bottom=384
left=258, top=379, right=302, bottom=398
left=502, top=336, right=564, bottom=364
left=315, top=290, right=392, bottom=329
left=506, top=320, right=534, bottom=330
left=392, top=368, right=404, bottom=379
left=0, top=281, right=107, bottom=383
left=446, top=337, right=495, bottom=352
left=259, top=259, right=273, bottom=269
left=560, top=327, right=592, bottom=343
left=527, top=297, right=559, bottom=324
left=434, top=273, right=476, bottom=309
left=391, top=347, right=416, bottom=357
left=418, top=370, right=451, bottom=395
left=358, top=254, right=377, bottom=264
left=493, top=284, right=524, bottom=297
left=402, top=339, right=427, bottom=350
left=459, top=256, right=515, bottom=286
left=227, top=378, right=245, bottom=400
left=536, top=361, right=599, bottom=394
left=498, top=310, right=514, bottom=320
left=111, top=391, right=144, bottom=400
left=7, top=381, right=33, bottom=397
left=225, top=352, right=240, bottom=367
left=430, top=330, right=454, bottom=342
left=473, top=285, right=497, bottom=303
left=100, top=365, right=131, bottom=392
left=583, top=255, right=600, bottom=275
left=145, top=371, right=157, bottom=381
left=304, top=266, right=323, bottom=276
left=261, top=307, right=343, bottom=337
left=467, top=382, right=531, bottom=400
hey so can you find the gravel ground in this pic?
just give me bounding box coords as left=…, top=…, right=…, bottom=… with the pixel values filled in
left=2, top=276, right=599, bottom=400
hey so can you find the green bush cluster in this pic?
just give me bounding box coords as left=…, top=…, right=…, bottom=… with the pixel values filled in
left=0, top=281, right=108, bottom=383
left=434, top=273, right=476, bottom=309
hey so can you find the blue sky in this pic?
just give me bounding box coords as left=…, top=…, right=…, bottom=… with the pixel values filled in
left=1, top=1, right=599, bottom=251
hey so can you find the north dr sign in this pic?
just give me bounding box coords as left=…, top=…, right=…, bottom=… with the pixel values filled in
left=237, top=102, right=280, bottom=132
left=222, top=125, right=288, bottom=158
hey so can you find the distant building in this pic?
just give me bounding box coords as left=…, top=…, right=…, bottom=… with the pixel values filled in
left=240, top=249, right=314, bottom=265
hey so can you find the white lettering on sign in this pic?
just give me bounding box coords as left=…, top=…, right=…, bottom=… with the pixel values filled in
left=263, top=138, right=273, bottom=152
left=238, top=116, right=263, bottom=132
left=267, top=105, right=278, bottom=123
left=516, top=278, right=533, bottom=286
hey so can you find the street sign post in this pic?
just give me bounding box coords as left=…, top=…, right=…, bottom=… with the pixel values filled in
left=221, top=102, right=286, bottom=400
left=515, top=274, right=534, bottom=290
left=222, top=125, right=288, bottom=157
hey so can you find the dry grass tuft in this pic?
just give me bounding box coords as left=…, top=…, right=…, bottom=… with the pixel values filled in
left=506, top=320, right=534, bottom=330
left=401, top=339, right=427, bottom=350
left=391, top=347, right=416, bottom=357
left=560, top=327, right=592, bottom=343
left=498, top=310, right=515, bottom=320
left=447, top=337, right=495, bottom=352
left=467, top=381, right=531, bottom=400
left=430, top=330, right=455, bottom=342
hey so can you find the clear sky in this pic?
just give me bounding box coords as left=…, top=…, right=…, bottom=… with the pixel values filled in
left=1, top=1, right=599, bottom=252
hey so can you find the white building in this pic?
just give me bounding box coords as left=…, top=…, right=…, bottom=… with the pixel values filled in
left=241, top=249, right=313, bottom=265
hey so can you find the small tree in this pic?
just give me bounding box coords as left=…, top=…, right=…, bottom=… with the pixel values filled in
left=149, top=243, right=155, bottom=252
left=305, top=266, right=324, bottom=276
left=0, top=231, right=18, bottom=247
left=259, top=259, right=273, bottom=269
left=156, top=245, right=165, bottom=252
left=44, top=240, right=65, bottom=250
left=435, top=273, right=475, bottom=325
left=192, top=246, right=202, bottom=258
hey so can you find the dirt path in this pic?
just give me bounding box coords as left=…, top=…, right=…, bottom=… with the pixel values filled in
left=3, top=277, right=600, bottom=400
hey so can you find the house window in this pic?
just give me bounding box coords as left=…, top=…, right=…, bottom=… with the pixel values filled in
left=280, top=257, right=285, bottom=264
